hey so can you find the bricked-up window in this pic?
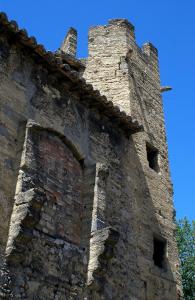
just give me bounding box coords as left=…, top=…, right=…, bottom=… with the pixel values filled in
left=153, top=237, right=166, bottom=268
left=146, top=143, right=159, bottom=172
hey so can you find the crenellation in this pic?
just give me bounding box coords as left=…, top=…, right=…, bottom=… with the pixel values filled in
left=60, top=27, right=77, bottom=57
left=142, top=42, right=158, bottom=57
left=108, top=18, right=135, bottom=38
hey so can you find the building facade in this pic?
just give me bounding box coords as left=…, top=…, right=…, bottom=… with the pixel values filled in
left=0, top=13, right=182, bottom=299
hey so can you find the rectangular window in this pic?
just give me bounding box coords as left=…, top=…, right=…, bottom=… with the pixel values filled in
left=146, top=143, right=159, bottom=172
left=153, top=236, right=166, bottom=269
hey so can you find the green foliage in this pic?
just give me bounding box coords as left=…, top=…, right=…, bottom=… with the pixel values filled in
left=176, top=218, right=195, bottom=300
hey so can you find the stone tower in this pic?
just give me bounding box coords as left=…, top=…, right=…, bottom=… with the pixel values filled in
left=83, top=19, right=183, bottom=299
left=0, top=13, right=182, bottom=299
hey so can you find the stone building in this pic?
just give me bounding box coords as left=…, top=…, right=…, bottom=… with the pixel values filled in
left=0, top=13, right=183, bottom=299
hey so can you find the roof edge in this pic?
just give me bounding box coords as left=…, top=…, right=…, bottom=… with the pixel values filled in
left=0, top=12, right=143, bottom=136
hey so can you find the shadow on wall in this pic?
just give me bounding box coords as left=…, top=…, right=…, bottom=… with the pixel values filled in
left=85, top=124, right=181, bottom=299
left=105, top=133, right=180, bottom=299
left=1, top=122, right=96, bottom=299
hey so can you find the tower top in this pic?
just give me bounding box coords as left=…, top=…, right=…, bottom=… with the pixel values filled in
left=108, top=18, right=135, bottom=30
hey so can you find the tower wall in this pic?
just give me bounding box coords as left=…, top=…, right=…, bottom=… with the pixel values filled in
left=84, top=19, right=183, bottom=299
left=84, top=19, right=134, bottom=114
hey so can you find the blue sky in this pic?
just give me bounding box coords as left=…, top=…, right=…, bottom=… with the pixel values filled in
left=0, top=0, right=194, bottom=221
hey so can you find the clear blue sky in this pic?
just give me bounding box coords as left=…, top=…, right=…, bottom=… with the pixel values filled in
left=1, top=0, right=194, bottom=221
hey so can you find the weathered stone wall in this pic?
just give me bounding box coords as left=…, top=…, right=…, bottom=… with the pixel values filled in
left=0, top=29, right=136, bottom=299
left=0, top=32, right=92, bottom=299
left=84, top=19, right=183, bottom=299
left=6, top=123, right=88, bottom=299
left=84, top=19, right=134, bottom=115
left=0, top=15, right=183, bottom=300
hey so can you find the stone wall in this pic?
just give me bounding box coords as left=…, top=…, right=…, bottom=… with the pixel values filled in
left=84, top=19, right=183, bottom=299
left=0, top=14, right=183, bottom=299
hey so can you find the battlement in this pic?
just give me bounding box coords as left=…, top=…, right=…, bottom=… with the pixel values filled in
left=82, top=18, right=160, bottom=116
left=60, top=27, right=77, bottom=57
left=87, top=19, right=158, bottom=63
left=108, top=18, right=135, bottom=38
left=142, top=42, right=158, bottom=56
left=60, top=18, right=158, bottom=68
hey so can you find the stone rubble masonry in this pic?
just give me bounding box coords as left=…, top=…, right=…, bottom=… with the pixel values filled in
left=60, top=27, right=77, bottom=57
left=0, top=13, right=183, bottom=300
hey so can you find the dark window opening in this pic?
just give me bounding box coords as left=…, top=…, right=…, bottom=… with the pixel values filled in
left=79, top=158, right=85, bottom=169
left=153, top=237, right=166, bottom=269
left=146, top=143, right=159, bottom=172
